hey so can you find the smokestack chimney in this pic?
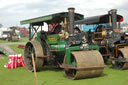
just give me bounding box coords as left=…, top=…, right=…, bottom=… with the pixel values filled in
left=108, top=11, right=111, bottom=27
left=111, top=9, right=117, bottom=30
left=68, top=8, right=75, bottom=36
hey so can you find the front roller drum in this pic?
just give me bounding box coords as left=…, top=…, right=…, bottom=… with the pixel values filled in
left=24, top=41, right=44, bottom=72
left=65, top=50, right=105, bottom=80
left=112, top=48, right=128, bottom=70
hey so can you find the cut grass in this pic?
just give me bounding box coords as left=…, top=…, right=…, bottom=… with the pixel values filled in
left=9, top=44, right=24, bottom=56
left=0, top=45, right=128, bottom=85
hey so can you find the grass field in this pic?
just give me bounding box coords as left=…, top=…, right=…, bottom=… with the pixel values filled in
left=0, top=37, right=28, bottom=43
left=0, top=40, right=128, bottom=85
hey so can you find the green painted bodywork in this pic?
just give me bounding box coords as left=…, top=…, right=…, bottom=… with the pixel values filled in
left=50, top=39, right=99, bottom=65
left=35, top=32, right=100, bottom=66
left=89, top=45, right=99, bottom=50
left=35, top=32, right=41, bottom=42
left=47, top=34, right=59, bottom=44
left=65, top=46, right=80, bottom=65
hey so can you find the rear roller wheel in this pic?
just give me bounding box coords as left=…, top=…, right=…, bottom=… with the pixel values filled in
left=65, top=50, right=105, bottom=80
left=112, top=48, right=128, bottom=70
left=24, top=41, right=44, bottom=72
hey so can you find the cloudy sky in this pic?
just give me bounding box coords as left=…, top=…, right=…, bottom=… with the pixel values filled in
left=0, top=0, right=128, bottom=27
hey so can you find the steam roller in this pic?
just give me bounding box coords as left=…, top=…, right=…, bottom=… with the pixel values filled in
left=73, top=7, right=128, bottom=71
left=112, top=48, right=128, bottom=70
left=24, top=39, right=105, bottom=80
left=21, top=7, right=105, bottom=80
left=65, top=50, right=104, bottom=80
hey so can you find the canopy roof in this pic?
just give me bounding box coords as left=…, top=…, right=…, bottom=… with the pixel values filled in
left=20, top=12, right=84, bottom=25
left=75, top=14, right=123, bottom=25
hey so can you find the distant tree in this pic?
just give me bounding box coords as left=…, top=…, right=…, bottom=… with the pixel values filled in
left=0, top=24, right=2, bottom=27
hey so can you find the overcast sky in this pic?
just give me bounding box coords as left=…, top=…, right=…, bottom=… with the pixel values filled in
left=0, top=0, right=128, bottom=27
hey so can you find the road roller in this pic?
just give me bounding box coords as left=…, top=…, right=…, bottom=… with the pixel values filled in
left=75, top=9, right=128, bottom=69
left=20, top=8, right=105, bottom=79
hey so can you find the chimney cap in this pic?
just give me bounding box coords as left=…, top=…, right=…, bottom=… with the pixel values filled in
left=68, top=8, right=75, bottom=11
left=111, top=9, right=117, bottom=12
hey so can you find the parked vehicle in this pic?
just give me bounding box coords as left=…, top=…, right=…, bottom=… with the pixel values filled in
left=0, top=28, right=11, bottom=40
left=8, top=32, right=19, bottom=41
